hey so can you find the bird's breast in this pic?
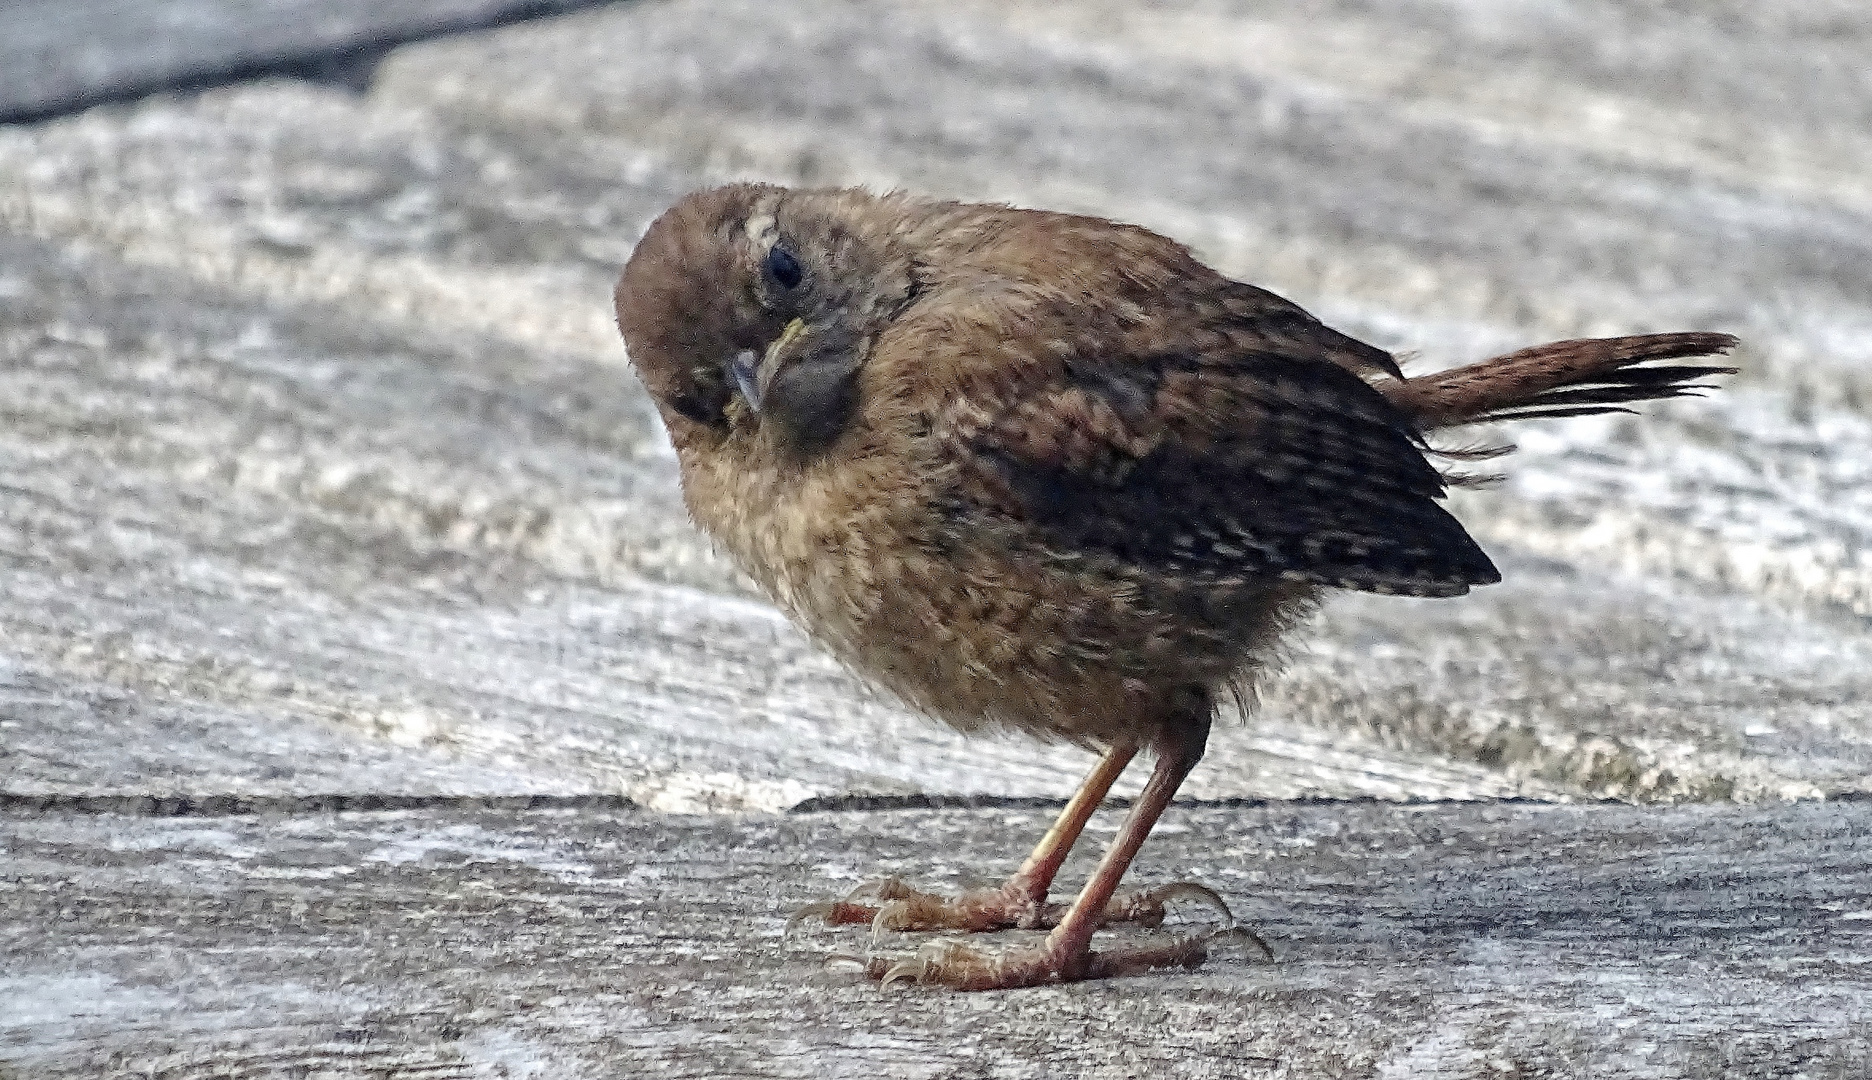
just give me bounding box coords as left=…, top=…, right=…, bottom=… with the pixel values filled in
left=675, top=423, right=943, bottom=656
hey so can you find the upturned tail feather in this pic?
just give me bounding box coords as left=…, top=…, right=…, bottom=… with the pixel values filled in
left=1383, top=331, right=1739, bottom=432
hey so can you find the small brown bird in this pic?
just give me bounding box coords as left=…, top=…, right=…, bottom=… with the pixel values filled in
left=615, top=183, right=1735, bottom=991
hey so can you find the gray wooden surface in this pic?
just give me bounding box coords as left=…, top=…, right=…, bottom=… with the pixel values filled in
left=0, top=0, right=616, bottom=121
left=6, top=800, right=1872, bottom=1077
left=2, top=0, right=1871, bottom=1075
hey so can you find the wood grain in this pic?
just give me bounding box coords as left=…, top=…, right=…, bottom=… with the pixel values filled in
left=1, top=0, right=1869, bottom=1070
left=5, top=800, right=1871, bottom=1077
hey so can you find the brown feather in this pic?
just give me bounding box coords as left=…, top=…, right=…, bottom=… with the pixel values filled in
left=1383, top=332, right=1739, bottom=430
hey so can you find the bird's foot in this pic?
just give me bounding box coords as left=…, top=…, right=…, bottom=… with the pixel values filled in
left=787, top=877, right=1043, bottom=936
left=788, top=877, right=1231, bottom=938
left=863, top=925, right=1272, bottom=991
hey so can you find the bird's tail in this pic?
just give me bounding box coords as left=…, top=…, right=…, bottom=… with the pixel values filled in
left=1381, top=332, right=1739, bottom=432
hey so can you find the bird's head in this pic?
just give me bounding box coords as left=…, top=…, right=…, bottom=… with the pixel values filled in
left=615, top=184, right=924, bottom=459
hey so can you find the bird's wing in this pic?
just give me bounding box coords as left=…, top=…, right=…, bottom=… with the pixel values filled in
left=937, top=301, right=1501, bottom=598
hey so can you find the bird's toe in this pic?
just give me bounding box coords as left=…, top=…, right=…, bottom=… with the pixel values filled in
left=1101, top=880, right=1235, bottom=928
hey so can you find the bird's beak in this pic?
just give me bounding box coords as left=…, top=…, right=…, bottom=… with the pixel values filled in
left=725, top=317, right=807, bottom=414
left=726, top=349, right=762, bottom=412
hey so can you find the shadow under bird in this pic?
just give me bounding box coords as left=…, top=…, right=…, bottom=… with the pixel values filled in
left=614, top=183, right=1736, bottom=991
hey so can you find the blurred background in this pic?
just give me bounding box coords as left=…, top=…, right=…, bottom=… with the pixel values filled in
left=3, top=0, right=1871, bottom=812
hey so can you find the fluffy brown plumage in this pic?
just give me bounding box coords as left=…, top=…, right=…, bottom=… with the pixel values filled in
left=615, top=183, right=1736, bottom=990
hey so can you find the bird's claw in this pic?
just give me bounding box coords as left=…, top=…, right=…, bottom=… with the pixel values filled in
left=787, top=877, right=928, bottom=936
left=843, top=876, right=918, bottom=903
left=1102, top=880, right=1234, bottom=928
left=783, top=900, right=841, bottom=937
left=879, top=953, right=932, bottom=987
left=866, top=939, right=1010, bottom=990
left=1208, top=923, right=1276, bottom=962
left=870, top=898, right=914, bottom=946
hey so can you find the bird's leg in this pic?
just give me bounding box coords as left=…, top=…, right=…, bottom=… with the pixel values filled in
left=998, top=739, right=1140, bottom=920
left=794, top=725, right=1232, bottom=941
left=792, top=741, right=1139, bottom=935
left=795, top=735, right=1231, bottom=937
left=867, top=712, right=1271, bottom=990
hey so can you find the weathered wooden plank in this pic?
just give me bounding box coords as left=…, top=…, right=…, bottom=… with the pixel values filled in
left=1, top=0, right=1866, bottom=1072
left=0, top=0, right=617, bottom=122
left=2, top=800, right=1869, bottom=1077
left=2, top=0, right=1870, bottom=808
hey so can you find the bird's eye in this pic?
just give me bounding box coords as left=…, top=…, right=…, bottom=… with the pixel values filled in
left=765, top=245, right=804, bottom=291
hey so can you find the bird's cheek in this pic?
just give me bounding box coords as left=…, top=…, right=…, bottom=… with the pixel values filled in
left=637, top=354, right=727, bottom=429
